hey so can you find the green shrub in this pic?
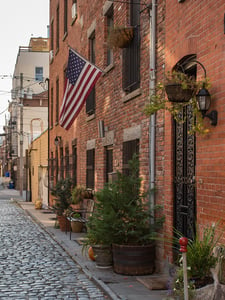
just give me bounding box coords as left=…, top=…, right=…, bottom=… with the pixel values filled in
left=186, top=224, right=220, bottom=279
left=86, top=155, right=164, bottom=246
left=51, top=178, right=73, bottom=215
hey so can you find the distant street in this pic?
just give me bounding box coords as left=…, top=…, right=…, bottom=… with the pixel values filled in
left=0, top=190, right=107, bottom=299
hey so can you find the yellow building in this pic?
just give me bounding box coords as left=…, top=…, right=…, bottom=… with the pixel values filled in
left=29, top=130, right=48, bottom=208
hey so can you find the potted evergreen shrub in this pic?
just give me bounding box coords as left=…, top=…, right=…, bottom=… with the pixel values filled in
left=51, top=178, right=73, bottom=231
left=84, top=187, right=115, bottom=268
left=85, top=155, right=164, bottom=274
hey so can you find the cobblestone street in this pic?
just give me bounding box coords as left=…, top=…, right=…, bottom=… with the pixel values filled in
left=0, top=199, right=107, bottom=299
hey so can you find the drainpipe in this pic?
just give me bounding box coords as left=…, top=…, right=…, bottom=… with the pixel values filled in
left=149, top=0, right=157, bottom=213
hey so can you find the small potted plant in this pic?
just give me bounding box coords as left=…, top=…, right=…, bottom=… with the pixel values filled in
left=171, top=223, right=222, bottom=299
left=107, top=25, right=134, bottom=48
left=71, top=185, right=93, bottom=207
left=70, top=211, right=83, bottom=233
left=51, top=178, right=73, bottom=231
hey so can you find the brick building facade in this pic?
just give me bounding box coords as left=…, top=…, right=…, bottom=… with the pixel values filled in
left=49, top=1, right=155, bottom=197
left=49, top=0, right=225, bottom=265
left=157, top=0, right=225, bottom=259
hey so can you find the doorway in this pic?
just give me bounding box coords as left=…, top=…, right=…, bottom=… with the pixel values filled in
left=173, top=55, right=197, bottom=239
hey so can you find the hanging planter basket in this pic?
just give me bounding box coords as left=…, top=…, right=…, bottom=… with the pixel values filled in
left=165, top=83, right=195, bottom=103
left=107, top=26, right=134, bottom=49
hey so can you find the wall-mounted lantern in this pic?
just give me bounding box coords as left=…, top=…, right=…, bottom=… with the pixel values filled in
left=54, top=136, right=61, bottom=147
left=194, top=60, right=218, bottom=126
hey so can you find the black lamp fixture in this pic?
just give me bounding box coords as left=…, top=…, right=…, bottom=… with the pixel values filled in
left=195, top=60, right=218, bottom=126
left=54, top=136, right=61, bottom=147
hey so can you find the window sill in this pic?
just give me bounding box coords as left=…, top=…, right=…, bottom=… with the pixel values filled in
left=122, top=88, right=142, bottom=103
left=63, top=32, right=68, bottom=41
left=86, top=113, right=96, bottom=122
left=71, top=16, right=77, bottom=26
left=103, top=63, right=114, bottom=75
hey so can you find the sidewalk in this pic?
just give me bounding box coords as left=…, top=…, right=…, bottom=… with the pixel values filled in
left=16, top=199, right=169, bottom=300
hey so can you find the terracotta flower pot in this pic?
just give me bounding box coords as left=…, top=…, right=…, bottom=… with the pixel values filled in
left=57, top=215, right=70, bottom=232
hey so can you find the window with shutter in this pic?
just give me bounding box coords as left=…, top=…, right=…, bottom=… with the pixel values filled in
left=122, top=0, right=140, bottom=93
left=122, top=139, right=139, bottom=175
left=64, top=0, right=68, bottom=35
left=105, top=147, right=113, bottom=183
left=86, top=32, right=96, bottom=115
left=72, top=144, right=77, bottom=185
left=86, top=149, right=95, bottom=189
left=60, top=147, right=64, bottom=179
left=65, top=147, right=70, bottom=178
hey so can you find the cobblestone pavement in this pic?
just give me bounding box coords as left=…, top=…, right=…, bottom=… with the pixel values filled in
left=0, top=199, right=108, bottom=300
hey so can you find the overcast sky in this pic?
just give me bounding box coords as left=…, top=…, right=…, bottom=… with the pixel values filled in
left=0, top=1, right=49, bottom=132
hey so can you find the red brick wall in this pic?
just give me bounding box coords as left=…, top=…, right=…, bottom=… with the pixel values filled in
left=162, top=0, right=225, bottom=256
left=49, top=1, right=155, bottom=196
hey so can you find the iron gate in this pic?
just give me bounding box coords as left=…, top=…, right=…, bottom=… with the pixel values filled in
left=174, top=104, right=196, bottom=239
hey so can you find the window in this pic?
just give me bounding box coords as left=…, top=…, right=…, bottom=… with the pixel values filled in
left=50, top=151, right=54, bottom=185
left=106, top=6, right=113, bottom=66
left=56, top=5, right=59, bottom=50
left=86, top=32, right=96, bottom=115
left=56, top=78, right=59, bottom=123
left=72, top=142, right=77, bottom=185
left=65, top=146, right=70, bottom=178
left=72, top=0, right=77, bottom=20
left=122, top=0, right=140, bottom=93
left=86, top=149, right=95, bottom=189
left=122, top=139, right=139, bottom=175
left=55, top=148, right=59, bottom=183
left=60, top=147, right=64, bottom=179
left=50, top=20, right=54, bottom=52
left=105, top=146, right=113, bottom=183
left=50, top=87, right=53, bottom=127
left=64, top=0, right=68, bottom=35
left=35, top=67, right=43, bottom=81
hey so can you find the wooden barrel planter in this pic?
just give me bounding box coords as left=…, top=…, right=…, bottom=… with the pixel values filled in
left=92, top=245, right=113, bottom=268
left=112, top=243, right=155, bottom=275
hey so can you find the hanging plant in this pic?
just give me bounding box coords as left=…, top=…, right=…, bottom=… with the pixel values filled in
left=144, top=71, right=211, bottom=135
left=107, top=26, right=134, bottom=49
left=164, top=71, right=197, bottom=103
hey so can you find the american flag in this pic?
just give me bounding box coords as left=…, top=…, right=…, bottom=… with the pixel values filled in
left=59, top=49, right=102, bottom=130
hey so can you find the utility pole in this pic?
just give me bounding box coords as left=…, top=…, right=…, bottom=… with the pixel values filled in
left=20, top=73, right=23, bottom=197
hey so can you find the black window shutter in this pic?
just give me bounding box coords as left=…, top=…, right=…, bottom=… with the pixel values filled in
left=86, top=88, right=95, bottom=115
left=86, top=149, right=95, bottom=188
left=122, top=139, right=139, bottom=175
left=122, top=0, right=140, bottom=93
